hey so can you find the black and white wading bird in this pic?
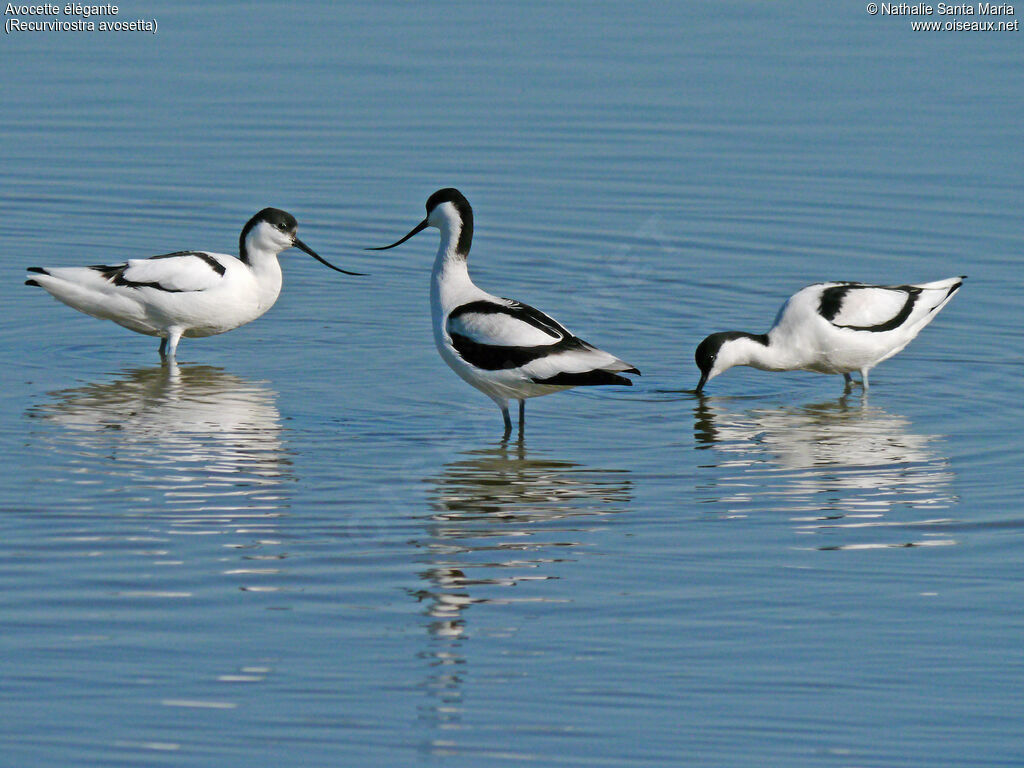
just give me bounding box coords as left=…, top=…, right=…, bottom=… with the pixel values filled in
left=695, top=277, right=965, bottom=392
left=369, top=188, right=639, bottom=438
left=25, top=208, right=361, bottom=359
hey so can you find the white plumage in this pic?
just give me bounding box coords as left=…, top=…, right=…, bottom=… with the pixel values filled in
left=370, top=188, right=638, bottom=437
left=695, top=277, right=965, bottom=392
left=26, top=208, right=360, bottom=359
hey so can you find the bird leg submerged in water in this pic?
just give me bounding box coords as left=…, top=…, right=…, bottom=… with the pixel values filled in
left=499, top=399, right=528, bottom=441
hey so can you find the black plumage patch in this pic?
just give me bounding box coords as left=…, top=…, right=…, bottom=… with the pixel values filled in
left=86, top=251, right=225, bottom=292
left=451, top=300, right=568, bottom=339
left=150, top=251, right=226, bottom=276
left=941, top=280, right=963, bottom=303
left=695, top=332, right=769, bottom=375
left=88, top=263, right=187, bottom=292
left=425, top=188, right=473, bottom=256
left=817, top=284, right=853, bottom=322
left=531, top=370, right=634, bottom=387
left=447, top=300, right=588, bottom=371
left=449, top=331, right=591, bottom=370
left=818, top=284, right=920, bottom=332
left=25, top=267, right=47, bottom=288
left=239, top=208, right=296, bottom=264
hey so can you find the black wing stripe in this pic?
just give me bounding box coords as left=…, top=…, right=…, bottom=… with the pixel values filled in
left=448, top=300, right=568, bottom=340
left=819, top=284, right=921, bottom=333
left=87, top=251, right=226, bottom=293
left=449, top=331, right=590, bottom=371
left=87, top=264, right=186, bottom=293
left=149, top=251, right=227, bottom=276
left=818, top=284, right=855, bottom=322
left=531, top=370, right=634, bottom=387
left=935, top=279, right=963, bottom=308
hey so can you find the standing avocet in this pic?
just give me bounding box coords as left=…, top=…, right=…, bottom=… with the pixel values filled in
left=369, top=188, right=639, bottom=438
left=695, top=277, right=965, bottom=392
left=25, top=208, right=361, bottom=359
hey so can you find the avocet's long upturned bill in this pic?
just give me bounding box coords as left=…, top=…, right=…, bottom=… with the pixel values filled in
left=695, top=277, right=965, bottom=392
left=369, top=188, right=639, bottom=437
left=25, top=208, right=361, bottom=359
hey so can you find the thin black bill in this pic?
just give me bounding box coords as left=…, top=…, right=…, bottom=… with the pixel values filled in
left=294, top=238, right=366, bottom=275
left=366, top=218, right=429, bottom=251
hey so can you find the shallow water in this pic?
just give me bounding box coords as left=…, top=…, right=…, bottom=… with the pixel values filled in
left=2, top=2, right=1023, bottom=766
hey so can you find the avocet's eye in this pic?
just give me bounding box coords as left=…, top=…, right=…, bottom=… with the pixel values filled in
left=277, top=221, right=290, bottom=232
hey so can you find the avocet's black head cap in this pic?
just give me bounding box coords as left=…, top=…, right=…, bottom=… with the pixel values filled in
left=427, top=188, right=473, bottom=255
left=694, top=332, right=732, bottom=393
left=240, top=209, right=295, bottom=250
left=369, top=187, right=474, bottom=256
left=695, top=332, right=766, bottom=392
left=240, top=207, right=364, bottom=275
left=425, top=187, right=470, bottom=215
left=258, top=207, right=297, bottom=232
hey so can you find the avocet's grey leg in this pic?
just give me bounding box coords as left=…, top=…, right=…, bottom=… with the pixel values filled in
left=501, top=406, right=512, bottom=440
left=165, top=328, right=184, bottom=361
left=159, top=337, right=168, bottom=360
left=861, top=368, right=870, bottom=391
left=518, top=399, right=525, bottom=437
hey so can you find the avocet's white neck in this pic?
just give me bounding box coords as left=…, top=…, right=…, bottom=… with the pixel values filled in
left=430, top=203, right=469, bottom=260
left=732, top=335, right=776, bottom=369
left=428, top=203, right=475, bottom=315
left=431, top=238, right=475, bottom=317
left=719, top=333, right=795, bottom=373
left=241, top=225, right=286, bottom=309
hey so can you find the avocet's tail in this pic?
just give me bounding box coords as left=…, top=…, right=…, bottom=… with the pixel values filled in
left=914, top=275, right=965, bottom=323
left=526, top=339, right=640, bottom=387
left=25, top=265, right=153, bottom=333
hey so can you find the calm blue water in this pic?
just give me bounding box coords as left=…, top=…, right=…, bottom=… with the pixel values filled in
left=2, top=2, right=1023, bottom=766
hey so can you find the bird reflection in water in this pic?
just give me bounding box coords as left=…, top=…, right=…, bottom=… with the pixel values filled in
left=693, top=394, right=957, bottom=550
left=28, top=363, right=291, bottom=542
left=413, top=441, right=632, bottom=734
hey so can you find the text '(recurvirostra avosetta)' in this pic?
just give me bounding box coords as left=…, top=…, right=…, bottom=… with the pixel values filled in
left=4, top=4, right=159, bottom=33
